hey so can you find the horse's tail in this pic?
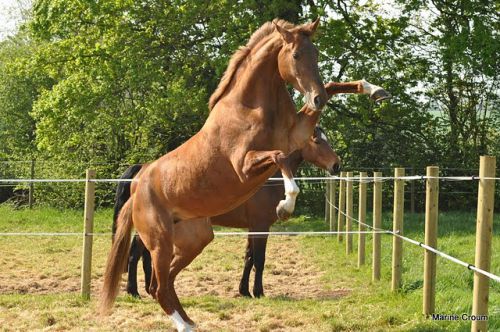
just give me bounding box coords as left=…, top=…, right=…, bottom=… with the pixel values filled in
left=100, top=197, right=134, bottom=315
left=112, top=164, right=143, bottom=242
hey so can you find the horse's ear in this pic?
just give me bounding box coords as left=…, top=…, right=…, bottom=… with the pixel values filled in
left=274, top=22, right=294, bottom=44
left=304, top=17, right=320, bottom=36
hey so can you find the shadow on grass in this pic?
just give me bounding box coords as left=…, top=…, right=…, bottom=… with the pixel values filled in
left=267, top=288, right=351, bottom=302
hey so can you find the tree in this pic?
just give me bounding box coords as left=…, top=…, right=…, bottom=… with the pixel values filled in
left=0, top=0, right=497, bottom=209
left=397, top=0, right=499, bottom=168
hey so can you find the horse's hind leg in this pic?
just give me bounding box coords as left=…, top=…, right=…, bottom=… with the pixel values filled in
left=129, top=234, right=152, bottom=296
left=134, top=202, right=190, bottom=331
left=149, top=272, right=157, bottom=299
left=126, top=235, right=143, bottom=297
left=142, top=247, right=152, bottom=295
left=150, top=242, right=193, bottom=331
left=168, top=219, right=214, bottom=326
left=167, top=254, right=201, bottom=327
left=239, top=237, right=254, bottom=297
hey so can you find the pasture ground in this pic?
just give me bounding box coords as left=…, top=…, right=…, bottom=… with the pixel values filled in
left=0, top=205, right=498, bottom=331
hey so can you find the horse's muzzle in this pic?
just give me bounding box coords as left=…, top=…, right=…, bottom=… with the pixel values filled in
left=330, top=163, right=341, bottom=175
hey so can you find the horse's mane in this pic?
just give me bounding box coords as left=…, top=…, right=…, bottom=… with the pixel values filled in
left=208, top=19, right=296, bottom=111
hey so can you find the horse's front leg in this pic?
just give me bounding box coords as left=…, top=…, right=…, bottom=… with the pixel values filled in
left=275, top=167, right=299, bottom=220
left=239, top=237, right=254, bottom=297
left=242, top=150, right=299, bottom=220
left=251, top=231, right=269, bottom=298
left=325, top=80, right=391, bottom=102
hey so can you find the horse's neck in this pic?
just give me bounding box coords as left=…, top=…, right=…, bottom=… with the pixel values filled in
left=234, top=39, right=294, bottom=117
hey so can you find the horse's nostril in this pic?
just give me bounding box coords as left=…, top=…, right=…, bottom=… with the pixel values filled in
left=331, top=163, right=341, bottom=175
left=314, top=95, right=321, bottom=108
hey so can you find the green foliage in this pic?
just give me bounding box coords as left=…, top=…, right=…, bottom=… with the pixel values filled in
left=0, top=0, right=498, bottom=208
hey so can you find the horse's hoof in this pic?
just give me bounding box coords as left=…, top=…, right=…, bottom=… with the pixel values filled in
left=177, top=325, right=193, bottom=332
left=180, top=324, right=194, bottom=332
left=253, top=289, right=264, bottom=298
left=239, top=288, right=252, bottom=297
left=370, top=88, right=391, bottom=103
left=276, top=201, right=292, bottom=220
left=127, top=289, right=141, bottom=298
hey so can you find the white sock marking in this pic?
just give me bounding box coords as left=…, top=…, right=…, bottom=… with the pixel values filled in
left=361, top=79, right=383, bottom=96
left=169, top=311, right=192, bottom=332
left=281, top=175, right=299, bottom=213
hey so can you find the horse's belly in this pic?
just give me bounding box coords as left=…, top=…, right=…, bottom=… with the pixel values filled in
left=210, top=206, right=247, bottom=228
left=210, top=184, right=285, bottom=228
left=168, top=180, right=265, bottom=220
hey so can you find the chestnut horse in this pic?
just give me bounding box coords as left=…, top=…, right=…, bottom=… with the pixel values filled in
left=112, top=126, right=340, bottom=298
left=114, top=77, right=390, bottom=300
left=101, top=18, right=388, bottom=331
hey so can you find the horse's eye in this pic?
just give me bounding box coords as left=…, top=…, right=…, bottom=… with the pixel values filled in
left=293, top=52, right=299, bottom=60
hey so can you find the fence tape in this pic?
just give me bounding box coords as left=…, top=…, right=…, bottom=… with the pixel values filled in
left=325, top=196, right=500, bottom=283
left=1, top=175, right=500, bottom=184
left=0, top=230, right=387, bottom=237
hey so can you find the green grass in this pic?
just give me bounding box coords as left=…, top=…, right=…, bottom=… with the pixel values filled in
left=0, top=204, right=498, bottom=331
left=275, top=212, right=500, bottom=331
left=0, top=205, right=113, bottom=233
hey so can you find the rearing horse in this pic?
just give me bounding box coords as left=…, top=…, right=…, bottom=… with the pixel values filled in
left=112, top=126, right=340, bottom=299
left=100, top=19, right=386, bottom=331
left=101, top=19, right=327, bottom=331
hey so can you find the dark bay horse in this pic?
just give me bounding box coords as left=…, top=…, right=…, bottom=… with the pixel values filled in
left=101, top=18, right=388, bottom=331
left=113, top=126, right=340, bottom=298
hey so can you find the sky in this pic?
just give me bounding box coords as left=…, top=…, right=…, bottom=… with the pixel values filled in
left=0, top=0, right=30, bottom=40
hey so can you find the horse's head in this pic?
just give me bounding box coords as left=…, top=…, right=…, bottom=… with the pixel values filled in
left=274, top=18, right=327, bottom=111
left=301, top=126, right=341, bottom=175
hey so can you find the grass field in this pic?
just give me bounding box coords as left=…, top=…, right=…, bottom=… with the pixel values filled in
left=0, top=204, right=498, bottom=331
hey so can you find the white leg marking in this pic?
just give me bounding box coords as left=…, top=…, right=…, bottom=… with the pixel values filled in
left=169, top=311, right=193, bottom=332
left=279, top=175, right=300, bottom=214
left=361, top=79, right=383, bottom=97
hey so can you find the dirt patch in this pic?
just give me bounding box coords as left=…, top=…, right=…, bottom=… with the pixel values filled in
left=0, top=235, right=352, bottom=331
left=0, top=236, right=350, bottom=301
left=172, top=236, right=351, bottom=301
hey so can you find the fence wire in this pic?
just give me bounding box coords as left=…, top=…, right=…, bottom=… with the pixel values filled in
left=1, top=174, right=500, bottom=183
left=324, top=195, right=500, bottom=283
